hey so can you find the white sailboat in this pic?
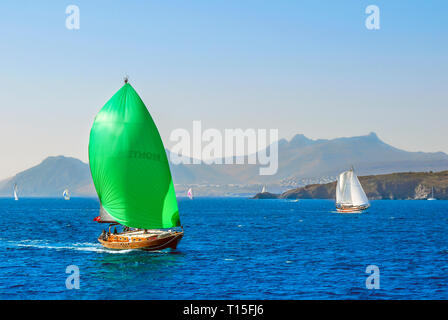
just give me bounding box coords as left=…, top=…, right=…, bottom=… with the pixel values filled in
left=427, top=187, right=436, bottom=201
left=336, top=167, right=370, bottom=213
left=187, top=188, right=193, bottom=200
left=261, top=185, right=267, bottom=193
left=63, top=188, right=70, bottom=200
left=13, top=184, right=18, bottom=201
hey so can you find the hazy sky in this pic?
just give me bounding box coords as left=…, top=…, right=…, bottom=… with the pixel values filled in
left=0, top=1, right=447, bottom=179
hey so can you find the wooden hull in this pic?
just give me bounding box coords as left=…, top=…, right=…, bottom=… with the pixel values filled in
left=98, top=231, right=183, bottom=251
left=336, top=205, right=369, bottom=213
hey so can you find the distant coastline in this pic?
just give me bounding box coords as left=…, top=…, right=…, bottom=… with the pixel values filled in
left=252, top=171, right=448, bottom=200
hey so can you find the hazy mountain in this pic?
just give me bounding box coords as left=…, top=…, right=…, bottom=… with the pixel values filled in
left=271, top=132, right=448, bottom=181
left=174, top=132, right=448, bottom=184
left=0, top=156, right=94, bottom=197
left=2, top=132, right=448, bottom=196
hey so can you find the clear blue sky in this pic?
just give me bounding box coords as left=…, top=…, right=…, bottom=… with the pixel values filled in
left=0, top=1, right=447, bottom=179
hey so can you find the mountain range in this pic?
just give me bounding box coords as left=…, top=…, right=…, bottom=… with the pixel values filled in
left=1, top=132, right=448, bottom=196
left=169, top=132, right=448, bottom=187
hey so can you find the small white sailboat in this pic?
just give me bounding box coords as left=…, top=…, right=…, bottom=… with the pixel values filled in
left=427, top=187, right=437, bottom=201
left=187, top=188, right=193, bottom=200
left=13, top=184, right=18, bottom=201
left=336, top=167, right=370, bottom=213
left=63, top=188, right=70, bottom=200
left=261, top=185, right=267, bottom=193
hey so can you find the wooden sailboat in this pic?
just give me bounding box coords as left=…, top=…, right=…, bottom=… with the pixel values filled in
left=89, top=79, right=183, bottom=251
left=335, top=167, right=370, bottom=213
left=98, top=225, right=183, bottom=251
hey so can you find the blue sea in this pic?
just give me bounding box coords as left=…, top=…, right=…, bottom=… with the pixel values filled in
left=0, top=197, right=447, bottom=299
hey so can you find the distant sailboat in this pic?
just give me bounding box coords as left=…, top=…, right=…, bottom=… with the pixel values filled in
left=261, top=185, right=267, bottom=193
left=187, top=188, right=193, bottom=200
left=90, top=79, right=183, bottom=251
left=13, top=184, right=18, bottom=201
left=336, top=167, right=370, bottom=213
left=427, top=187, right=437, bottom=201
left=63, top=189, right=70, bottom=200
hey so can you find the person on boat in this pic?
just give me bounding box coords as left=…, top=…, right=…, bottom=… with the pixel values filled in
left=100, top=230, right=107, bottom=240
left=113, top=227, right=118, bottom=234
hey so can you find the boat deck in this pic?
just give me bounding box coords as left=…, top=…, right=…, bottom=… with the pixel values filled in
left=112, top=229, right=176, bottom=239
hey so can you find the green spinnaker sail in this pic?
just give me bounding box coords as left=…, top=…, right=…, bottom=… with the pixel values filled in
left=88, top=83, right=180, bottom=229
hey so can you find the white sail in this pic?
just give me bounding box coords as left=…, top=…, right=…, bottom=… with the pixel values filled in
left=187, top=188, right=193, bottom=200
left=336, top=171, right=348, bottom=204
left=63, top=189, right=70, bottom=200
left=262, top=185, right=267, bottom=193
left=428, top=187, right=436, bottom=200
left=336, top=169, right=369, bottom=206
left=99, top=205, right=117, bottom=223
left=349, top=172, right=369, bottom=206
left=13, top=184, right=18, bottom=201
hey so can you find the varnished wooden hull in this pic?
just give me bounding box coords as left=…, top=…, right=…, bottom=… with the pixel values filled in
left=336, top=205, right=369, bottom=213
left=98, top=231, right=183, bottom=251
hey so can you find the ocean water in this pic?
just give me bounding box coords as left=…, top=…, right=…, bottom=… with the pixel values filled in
left=0, top=197, right=447, bottom=300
